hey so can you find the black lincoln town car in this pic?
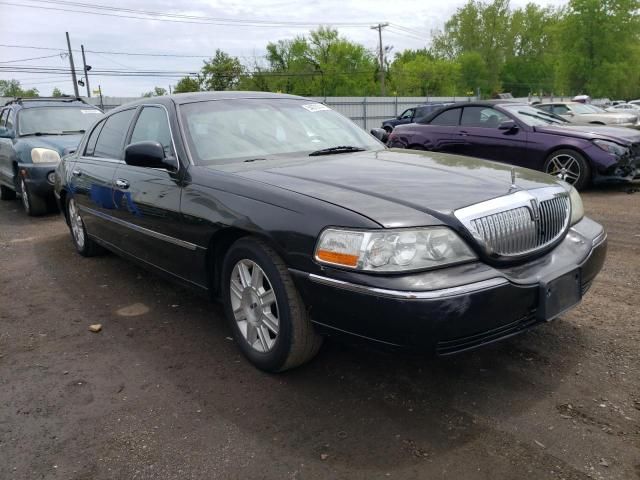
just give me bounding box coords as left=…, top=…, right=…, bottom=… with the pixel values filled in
left=54, top=92, right=607, bottom=372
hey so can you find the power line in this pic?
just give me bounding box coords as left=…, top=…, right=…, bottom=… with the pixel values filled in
left=386, top=26, right=429, bottom=42
left=389, top=23, right=429, bottom=39
left=32, top=0, right=377, bottom=26
left=1, top=0, right=378, bottom=28
left=0, top=53, right=66, bottom=63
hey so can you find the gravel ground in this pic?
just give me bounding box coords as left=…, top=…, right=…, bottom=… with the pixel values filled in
left=0, top=186, right=638, bottom=480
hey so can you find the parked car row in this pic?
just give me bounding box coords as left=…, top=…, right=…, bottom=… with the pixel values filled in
left=382, top=100, right=640, bottom=190
left=535, top=102, right=640, bottom=128
left=2, top=93, right=609, bottom=374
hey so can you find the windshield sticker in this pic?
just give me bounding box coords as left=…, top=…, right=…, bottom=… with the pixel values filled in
left=302, top=103, right=330, bottom=112
left=81, top=109, right=101, bottom=114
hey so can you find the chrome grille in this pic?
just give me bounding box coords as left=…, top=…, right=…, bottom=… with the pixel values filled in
left=455, top=187, right=571, bottom=259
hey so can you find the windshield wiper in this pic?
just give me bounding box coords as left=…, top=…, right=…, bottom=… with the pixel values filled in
left=309, top=146, right=366, bottom=156
left=62, top=129, right=86, bottom=134
left=20, top=132, right=61, bottom=137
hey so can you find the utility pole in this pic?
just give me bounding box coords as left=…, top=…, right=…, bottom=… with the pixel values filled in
left=65, top=32, right=80, bottom=98
left=80, top=45, right=91, bottom=98
left=97, top=85, right=104, bottom=110
left=370, top=23, right=389, bottom=96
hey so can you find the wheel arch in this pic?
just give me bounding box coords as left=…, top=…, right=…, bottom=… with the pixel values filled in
left=205, top=227, right=287, bottom=299
left=543, top=145, right=593, bottom=168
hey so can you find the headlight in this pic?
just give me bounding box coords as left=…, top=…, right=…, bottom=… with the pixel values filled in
left=31, top=148, right=61, bottom=164
left=568, top=186, right=584, bottom=226
left=593, top=139, right=628, bottom=156
left=314, top=227, right=477, bottom=272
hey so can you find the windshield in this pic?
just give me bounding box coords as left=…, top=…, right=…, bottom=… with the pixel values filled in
left=503, top=105, right=568, bottom=126
left=18, top=106, right=103, bottom=135
left=179, top=98, right=382, bottom=165
left=570, top=103, right=604, bottom=114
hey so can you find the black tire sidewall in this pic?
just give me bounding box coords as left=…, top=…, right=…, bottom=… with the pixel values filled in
left=222, top=239, right=294, bottom=372
left=544, top=149, right=591, bottom=190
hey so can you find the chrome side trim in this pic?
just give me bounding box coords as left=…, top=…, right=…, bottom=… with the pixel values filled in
left=308, top=274, right=509, bottom=300
left=79, top=205, right=202, bottom=251
left=591, top=229, right=607, bottom=248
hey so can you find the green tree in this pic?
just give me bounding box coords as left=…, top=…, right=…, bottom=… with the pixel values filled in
left=142, top=86, right=168, bottom=97
left=431, top=0, right=511, bottom=93
left=52, top=87, right=65, bottom=97
left=201, top=49, right=245, bottom=91
left=389, top=50, right=461, bottom=96
left=555, top=0, right=640, bottom=97
left=0, top=79, right=38, bottom=97
left=173, top=76, right=201, bottom=93
left=242, top=27, right=378, bottom=96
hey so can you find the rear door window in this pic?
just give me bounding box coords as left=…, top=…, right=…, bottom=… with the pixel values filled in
left=5, top=109, right=14, bottom=129
left=93, top=109, right=136, bottom=159
left=84, top=119, right=106, bottom=156
left=429, top=108, right=461, bottom=126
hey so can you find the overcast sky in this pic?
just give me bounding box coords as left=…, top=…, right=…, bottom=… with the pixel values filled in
left=0, top=0, right=566, bottom=97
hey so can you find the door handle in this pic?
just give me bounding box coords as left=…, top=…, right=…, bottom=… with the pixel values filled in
left=459, top=130, right=469, bottom=137
left=72, top=169, right=81, bottom=177
left=115, top=179, right=130, bottom=190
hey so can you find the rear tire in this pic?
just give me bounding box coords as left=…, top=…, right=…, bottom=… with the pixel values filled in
left=66, top=196, right=104, bottom=257
left=543, top=149, right=591, bottom=190
left=0, top=184, right=16, bottom=200
left=222, top=237, right=322, bottom=372
left=20, top=177, right=47, bottom=216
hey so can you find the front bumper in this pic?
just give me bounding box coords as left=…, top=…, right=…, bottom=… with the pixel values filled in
left=18, top=162, right=58, bottom=197
left=291, top=217, right=606, bottom=355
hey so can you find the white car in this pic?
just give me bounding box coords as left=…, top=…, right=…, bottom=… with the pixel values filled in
left=607, top=103, right=640, bottom=112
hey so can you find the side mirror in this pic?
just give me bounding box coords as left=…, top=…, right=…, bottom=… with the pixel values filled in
left=0, top=127, right=15, bottom=139
left=498, top=120, right=518, bottom=131
left=124, top=141, right=176, bottom=170
left=370, top=128, right=389, bottom=143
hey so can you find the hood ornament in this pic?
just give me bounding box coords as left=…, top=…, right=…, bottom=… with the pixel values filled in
left=510, top=167, right=517, bottom=190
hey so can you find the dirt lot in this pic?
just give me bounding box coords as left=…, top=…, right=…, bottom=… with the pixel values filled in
left=0, top=187, right=638, bottom=480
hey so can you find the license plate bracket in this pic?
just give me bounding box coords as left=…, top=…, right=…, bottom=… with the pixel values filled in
left=538, top=269, right=582, bottom=321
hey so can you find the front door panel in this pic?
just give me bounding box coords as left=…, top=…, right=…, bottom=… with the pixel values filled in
left=110, top=164, right=188, bottom=279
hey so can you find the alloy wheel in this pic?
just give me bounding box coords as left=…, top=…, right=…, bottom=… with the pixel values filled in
left=68, top=198, right=85, bottom=249
left=546, top=153, right=581, bottom=184
left=20, top=178, right=29, bottom=213
left=230, top=259, right=279, bottom=353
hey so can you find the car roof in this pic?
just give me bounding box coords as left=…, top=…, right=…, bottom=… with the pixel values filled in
left=108, top=92, right=311, bottom=113
left=3, top=97, right=95, bottom=109
left=448, top=100, right=527, bottom=108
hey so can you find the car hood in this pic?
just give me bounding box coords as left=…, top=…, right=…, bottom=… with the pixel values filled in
left=16, top=134, right=84, bottom=160
left=213, top=149, right=560, bottom=228
left=576, top=112, right=636, bottom=121
left=533, top=124, right=640, bottom=144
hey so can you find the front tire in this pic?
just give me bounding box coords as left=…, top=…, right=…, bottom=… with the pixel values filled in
left=20, top=177, right=47, bottom=216
left=0, top=184, right=16, bottom=200
left=543, top=149, right=591, bottom=190
left=66, top=196, right=104, bottom=257
left=222, top=237, right=322, bottom=372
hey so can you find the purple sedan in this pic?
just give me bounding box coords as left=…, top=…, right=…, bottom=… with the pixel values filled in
left=387, top=101, right=640, bottom=189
